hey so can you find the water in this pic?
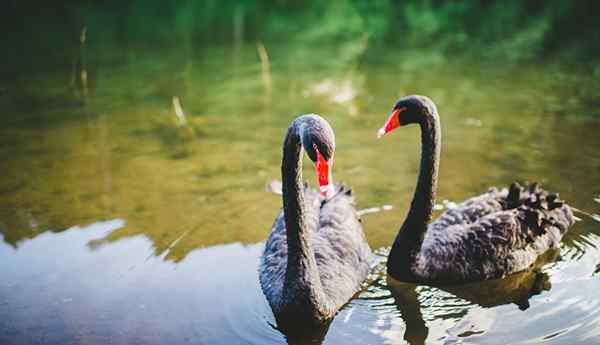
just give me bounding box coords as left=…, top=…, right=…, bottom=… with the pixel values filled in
left=1, top=33, right=600, bottom=344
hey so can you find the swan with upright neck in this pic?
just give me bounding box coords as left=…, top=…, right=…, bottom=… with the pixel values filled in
left=259, top=114, right=371, bottom=328
left=378, top=95, right=575, bottom=284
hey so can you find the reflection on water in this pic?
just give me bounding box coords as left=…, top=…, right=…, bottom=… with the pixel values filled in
left=1, top=220, right=600, bottom=344
left=386, top=266, right=551, bottom=344
left=1, top=19, right=600, bottom=344
left=0, top=221, right=283, bottom=345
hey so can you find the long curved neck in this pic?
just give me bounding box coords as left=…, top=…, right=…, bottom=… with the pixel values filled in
left=405, top=111, right=441, bottom=240
left=389, top=109, right=440, bottom=277
left=281, top=122, right=328, bottom=315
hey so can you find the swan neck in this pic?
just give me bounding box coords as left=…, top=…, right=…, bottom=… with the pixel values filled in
left=281, top=125, right=307, bottom=252
left=399, top=110, right=441, bottom=244
left=388, top=103, right=440, bottom=280
left=281, top=121, right=327, bottom=313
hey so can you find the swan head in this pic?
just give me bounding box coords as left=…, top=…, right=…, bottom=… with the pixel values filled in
left=297, top=114, right=335, bottom=162
left=296, top=114, right=336, bottom=198
left=377, top=95, right=438, bottom=138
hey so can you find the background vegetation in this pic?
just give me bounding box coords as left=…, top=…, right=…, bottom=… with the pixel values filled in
left=2, top=0, right=600, bottom=72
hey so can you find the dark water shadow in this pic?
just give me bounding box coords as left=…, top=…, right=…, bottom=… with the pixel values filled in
left=386, top=252, right=558, bottom=345
left=274, top=321, right=332, bottom=345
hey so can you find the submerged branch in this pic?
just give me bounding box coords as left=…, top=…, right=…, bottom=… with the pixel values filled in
left=172, top=96, right=187, bottom=126
left=256, top=41, right=272, bottom=96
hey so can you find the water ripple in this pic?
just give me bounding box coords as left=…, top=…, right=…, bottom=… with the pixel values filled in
left=2, top=218, right=600, bottom=345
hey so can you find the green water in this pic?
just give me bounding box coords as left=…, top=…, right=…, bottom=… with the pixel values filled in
left=1, top=34, right=600, bottom=344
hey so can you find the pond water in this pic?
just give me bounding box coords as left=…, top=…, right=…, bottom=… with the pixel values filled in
left=1, top=35, right=600, bottom=344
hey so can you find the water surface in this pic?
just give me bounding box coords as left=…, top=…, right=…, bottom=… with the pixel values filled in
left=1, top=36, right=600, bottom=344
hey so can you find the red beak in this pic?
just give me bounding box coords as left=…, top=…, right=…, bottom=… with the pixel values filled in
left=314, top=145, right=333, bottom=198
left=377, top=107, right=406, bottom=138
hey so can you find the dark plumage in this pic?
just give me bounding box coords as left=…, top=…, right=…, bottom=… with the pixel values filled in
left=379, top=96, right=575, bottom=284
left=259, top=115, right=371, bottom=329
left=415, top=182, right=573, bottom=282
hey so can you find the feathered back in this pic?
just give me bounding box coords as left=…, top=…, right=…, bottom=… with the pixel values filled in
left=415, top=182, right=574, bottom=283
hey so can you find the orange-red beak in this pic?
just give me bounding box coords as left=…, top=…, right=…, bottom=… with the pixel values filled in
left=314, top=145, right=334, bottom=198
left=377, top=107, right=406, bottom=138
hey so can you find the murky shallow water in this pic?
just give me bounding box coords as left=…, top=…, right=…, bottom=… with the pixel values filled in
left=1, top=38, right=600, bottom=344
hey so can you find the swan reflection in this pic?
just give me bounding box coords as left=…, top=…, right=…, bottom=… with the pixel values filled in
left=387, top=265, right=554, bottom=345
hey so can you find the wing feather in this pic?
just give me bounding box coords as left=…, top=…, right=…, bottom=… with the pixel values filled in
left=416, top=183, right=574, bottom=282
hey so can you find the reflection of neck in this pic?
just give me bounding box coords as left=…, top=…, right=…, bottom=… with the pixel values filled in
left=388, top=108, right=440, bottom=277
left=389, top=281, right=428, bottom=345
left=281, top=120, right=327, bottom=315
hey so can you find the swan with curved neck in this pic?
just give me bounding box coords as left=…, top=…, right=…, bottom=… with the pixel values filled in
left=378, top=95, right=575, bottom=284
left=259, top=114, right=371, bottom=329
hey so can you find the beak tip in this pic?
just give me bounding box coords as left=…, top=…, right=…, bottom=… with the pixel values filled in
left=320, top=183, right=335, bottom=199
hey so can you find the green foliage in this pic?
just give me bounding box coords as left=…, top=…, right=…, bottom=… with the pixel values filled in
left=1, top=0, right=599, bottom=65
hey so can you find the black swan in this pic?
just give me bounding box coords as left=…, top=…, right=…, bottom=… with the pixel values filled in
left=259, top=114, right=372, bottom=328
left=377, top=95, right=575, bottom=284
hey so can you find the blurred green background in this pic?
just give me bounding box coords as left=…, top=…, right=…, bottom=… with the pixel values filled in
left=2, top=0, right=600, bottom=70
left=2, top=2, right=600, bottom=344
